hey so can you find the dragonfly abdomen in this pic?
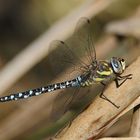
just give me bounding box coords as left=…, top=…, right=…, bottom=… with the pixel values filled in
left=0, top=77, right=82, bottom=102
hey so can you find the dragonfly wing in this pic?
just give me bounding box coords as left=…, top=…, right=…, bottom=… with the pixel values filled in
left=48, top=40, right=85, bottom=81
left=72, top=17, right=97, bottom=65
left=48, top=17, right=96, bottom=81
left=48, top=17, right=98, bottom=120
left=50, top=88, right=79, bottom=121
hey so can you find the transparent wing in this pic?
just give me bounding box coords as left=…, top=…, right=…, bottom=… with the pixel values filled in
left=72, top=17, right=96, bottom=65
left=50, top=88, right=80, bottom=121
left=48, top=40, right=87, bottom=81
left=48, top=17, right=96, bottom=81
left=50, top=84, right=100, bottom=122
left=48, top=17, right=97, bottom=120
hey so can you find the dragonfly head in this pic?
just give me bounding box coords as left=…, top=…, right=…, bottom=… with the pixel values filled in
left=110, top=57, right=126, bottom=74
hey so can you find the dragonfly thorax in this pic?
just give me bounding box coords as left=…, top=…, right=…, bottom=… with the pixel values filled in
left=110, top=57, right=126, bottom=74
left=80, top=60, right=113, bottom=86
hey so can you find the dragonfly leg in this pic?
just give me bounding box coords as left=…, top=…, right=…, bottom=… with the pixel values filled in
left=100, top=82, right=120, bottom=108
left=115, top=74, right=132, bottom=88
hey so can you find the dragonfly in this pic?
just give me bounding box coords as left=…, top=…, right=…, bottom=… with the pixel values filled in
left=0, top=17, right=132, bottom=108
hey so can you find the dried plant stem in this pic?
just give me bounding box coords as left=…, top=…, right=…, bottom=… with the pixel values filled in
left=54, top=57, right=140, bottom=140
left=129, top=104, right=140, bottom=137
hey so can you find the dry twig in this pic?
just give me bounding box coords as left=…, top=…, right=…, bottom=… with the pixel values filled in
left=129, top=104, right=140, bottom=137
left=106, top=6, right=140, bottom=39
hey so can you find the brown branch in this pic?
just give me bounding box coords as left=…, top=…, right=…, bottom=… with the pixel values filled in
left=105, top=6, right=140, bottom=39
left=129, top=104, right=140, bottom=137
left=54, top=57, right=140, bottom=140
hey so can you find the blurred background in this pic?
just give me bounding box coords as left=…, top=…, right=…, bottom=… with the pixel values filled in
left=0, top=0, right=140, bottom=140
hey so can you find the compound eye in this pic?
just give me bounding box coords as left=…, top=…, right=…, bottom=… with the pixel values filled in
left=111, top=57, right=122, bottom=74
left=113, top=60, right=119, bottom=68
